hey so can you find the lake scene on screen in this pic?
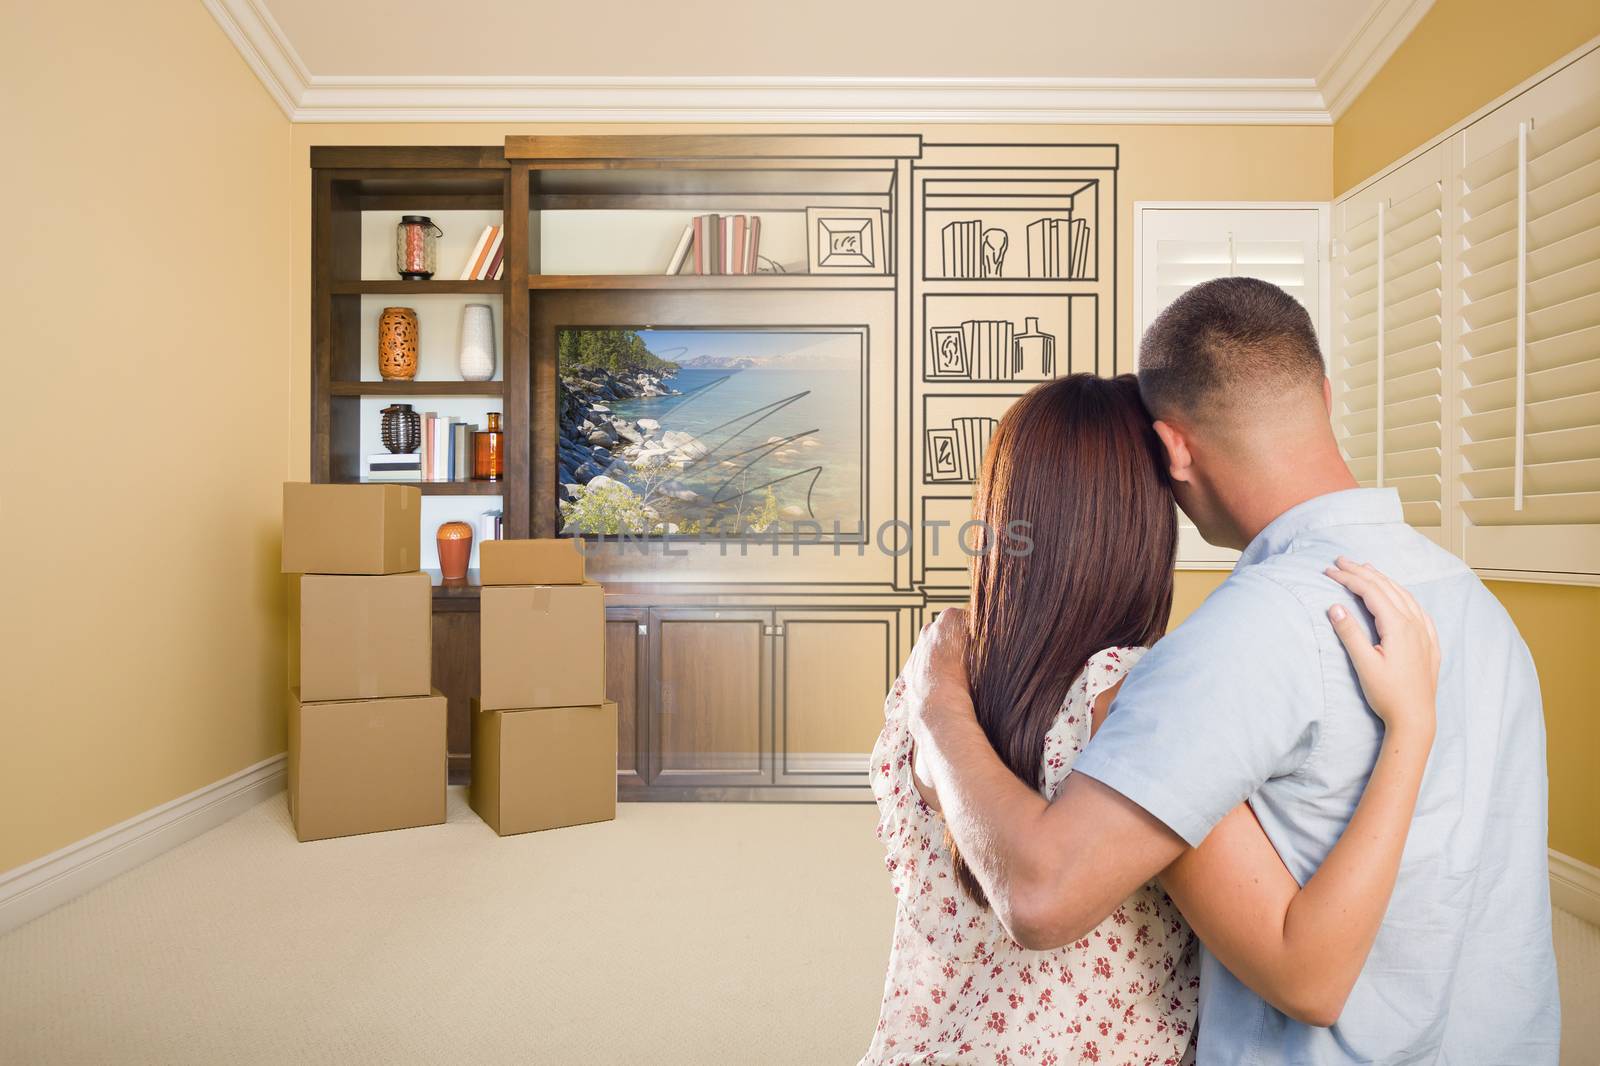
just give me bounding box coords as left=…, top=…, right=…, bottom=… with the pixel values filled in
left=557, top=327, right=864, bottom=537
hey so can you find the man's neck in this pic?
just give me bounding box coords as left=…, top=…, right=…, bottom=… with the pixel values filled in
left=1227, top=443, right=1360, bottom=548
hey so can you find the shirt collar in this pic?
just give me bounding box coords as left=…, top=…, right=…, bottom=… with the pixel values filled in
left=1235, top=488, right=1404, bottom=569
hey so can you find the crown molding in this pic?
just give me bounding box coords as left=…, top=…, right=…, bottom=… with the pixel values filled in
left=1318, top=0, right=1435, bottom=122
left=205, top=0, right=1330, bottom=125
left=290, top=75, right=1330, bottom=125
left=202, top=0, right=309, bottom=117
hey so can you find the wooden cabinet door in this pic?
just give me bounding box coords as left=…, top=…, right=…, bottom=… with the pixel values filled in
left=605, top=607, right=648, bottom=784
left=647, top=608, right=773, bottom=787
left=773, top=608, right=908, bottom=787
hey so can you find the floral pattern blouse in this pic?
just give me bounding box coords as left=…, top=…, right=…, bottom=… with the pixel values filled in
left=863, top=647, right=1199, bottom=1066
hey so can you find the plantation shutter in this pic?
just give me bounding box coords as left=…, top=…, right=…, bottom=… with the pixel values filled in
left=1332, top=147, right=1448, bottom=543
left=1137, top=206, right=1326, bottom=565
left=1456, top=82, right=1600, bottom=574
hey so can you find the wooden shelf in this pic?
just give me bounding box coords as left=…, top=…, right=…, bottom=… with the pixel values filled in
left=347, top=479, right=507, bottom=496
left=527, top=273, right=895, bottom=292
left=329, top=380, right=506, bottom=397
left=330, top=280, right=504, bottom=295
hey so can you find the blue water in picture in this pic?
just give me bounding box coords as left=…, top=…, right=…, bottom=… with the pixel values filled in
left=609, top=330, right=864, bottom=529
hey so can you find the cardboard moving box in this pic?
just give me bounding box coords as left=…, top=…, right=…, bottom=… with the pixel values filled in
left=470, top=699, right=617, bottom=835
left=282, top=482, right=420, bottom=575
left=479, top=538, right=586, bottom=586
left=480, top=583, right=605, bottom=710
left=287, top=688, right=447, bottom=842
left=289, top=572, right=432, bottom=702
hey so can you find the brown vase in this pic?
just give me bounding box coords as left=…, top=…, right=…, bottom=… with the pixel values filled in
left=379, top=306, right=419, bottom=381
left=436, top=520, right=473, bottom=581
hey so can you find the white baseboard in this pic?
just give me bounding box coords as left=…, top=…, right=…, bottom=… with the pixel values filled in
left=1551, top=849, right=1600, bottom=928
left=0, top=754, right=285, bottom=937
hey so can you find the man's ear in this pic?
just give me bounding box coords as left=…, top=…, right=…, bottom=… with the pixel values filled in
left=1322, top=376, right=1334, bottom=415
left=1151, top=420, right=1194, bottom=484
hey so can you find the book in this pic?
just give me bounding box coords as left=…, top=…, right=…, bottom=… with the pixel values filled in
left=480, top=229, right=505, bottom=281
left=732, top=215, right=746, bottom=275
left=421, top=413, right=435, bottom=480
left=747, top=215, right=761, bottom=274
left=470, top=226, right=501, bottom=281
left=706, top=213, right=720, bottom=275
left=458, top=225, right=494, bottom=280
left=666, top=223, right=694, bottom=275
left=479, top=509, right=504, bottom=544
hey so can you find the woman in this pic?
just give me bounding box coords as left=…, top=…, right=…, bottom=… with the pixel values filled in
left=864, top=374, right=1438, bottom=1065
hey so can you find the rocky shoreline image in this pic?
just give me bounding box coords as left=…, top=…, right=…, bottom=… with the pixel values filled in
left=557, top=327, right=864, bottom=537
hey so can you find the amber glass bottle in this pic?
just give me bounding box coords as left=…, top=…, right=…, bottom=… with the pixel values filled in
left=474, top=412, right=504, bottom=481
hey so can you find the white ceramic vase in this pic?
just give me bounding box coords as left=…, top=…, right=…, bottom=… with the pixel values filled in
left=457, top=303, right=497, bottom=382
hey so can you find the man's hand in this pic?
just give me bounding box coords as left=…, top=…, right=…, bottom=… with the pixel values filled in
left=903, top=607, right=976, bottom=756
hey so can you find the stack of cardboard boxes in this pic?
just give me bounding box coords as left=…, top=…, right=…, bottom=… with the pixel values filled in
left=470, top=539, right=617, bottom=836
left=282, top=483, right=447, bottom=842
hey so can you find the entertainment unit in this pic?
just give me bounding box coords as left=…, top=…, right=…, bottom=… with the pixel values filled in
left=309, top=135, right=1118, bottom=799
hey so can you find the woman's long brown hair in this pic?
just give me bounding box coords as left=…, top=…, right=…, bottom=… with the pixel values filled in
left=950, top=374, right=1178, bottom=907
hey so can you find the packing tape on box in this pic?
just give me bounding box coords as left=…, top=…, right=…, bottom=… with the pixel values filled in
left=526, top=587, right=551, bottom=613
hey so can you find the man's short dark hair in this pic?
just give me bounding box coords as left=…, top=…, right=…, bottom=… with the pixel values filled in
left=1137, top=276, right=1325, bottom=424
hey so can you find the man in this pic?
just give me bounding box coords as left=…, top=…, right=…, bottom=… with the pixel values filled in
left=905, top=277, right=1559, bottom=1063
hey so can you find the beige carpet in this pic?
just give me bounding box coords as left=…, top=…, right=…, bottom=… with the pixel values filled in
left=0, top=790, right=895, bottom=1065
left=0, top=790, right=1595, bottom=1064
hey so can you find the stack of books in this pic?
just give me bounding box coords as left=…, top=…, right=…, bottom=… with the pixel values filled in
left=1026, top=217, right=1092, bottom=279
left=366, top=452, right=422, bottom=481
left=460, top=224, right=506, bottom=281
left=664, top=214, right=762, bottom=275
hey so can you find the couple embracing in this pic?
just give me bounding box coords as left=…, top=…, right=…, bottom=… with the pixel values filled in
left=863, top=278, right=1559, bottom=1065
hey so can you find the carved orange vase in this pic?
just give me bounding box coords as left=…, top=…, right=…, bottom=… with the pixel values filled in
left=379, top=306, right=419, bottom=381
left=436, top=520, right=474, bottom=581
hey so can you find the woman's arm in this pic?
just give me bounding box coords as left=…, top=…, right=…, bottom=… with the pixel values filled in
left=1159, top=558, right=1440, bottom=1028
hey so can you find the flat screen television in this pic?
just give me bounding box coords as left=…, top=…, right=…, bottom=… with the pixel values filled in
left=557, top=326, right=867, bottom=539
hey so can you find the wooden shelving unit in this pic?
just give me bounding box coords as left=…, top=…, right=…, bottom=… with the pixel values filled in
left=328, top=380, right=506, bottom=397
left=301, top=136, right=1119, bottom=798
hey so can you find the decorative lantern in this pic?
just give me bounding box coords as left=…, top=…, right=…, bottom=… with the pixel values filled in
left=396, top=215, right=442, bottom=280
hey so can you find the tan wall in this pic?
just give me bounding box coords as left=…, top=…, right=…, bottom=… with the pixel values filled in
left=1486, top=583, right=1600, bottom=867
left=1332, top=0, right=1600, bottom=193
left=0, top=1, right=291, bottom=870
left=288, top=123, right=1331, bottom=477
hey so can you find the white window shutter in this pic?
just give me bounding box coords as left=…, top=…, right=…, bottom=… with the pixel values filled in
left=1456, top=84, right=1600, bottom=575
left=1136, top=205, right=1328, bottom=567
left=1332, top=147, right=1448, bottom=544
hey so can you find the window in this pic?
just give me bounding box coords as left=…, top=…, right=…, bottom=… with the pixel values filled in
left=1333, top=44, right=1600, bottom=582
left=1134, top=204, right=1330, bottom=566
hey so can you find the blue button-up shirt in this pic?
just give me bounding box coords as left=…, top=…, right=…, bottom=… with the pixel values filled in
left=1073, top=488, right=1559, bottom=1064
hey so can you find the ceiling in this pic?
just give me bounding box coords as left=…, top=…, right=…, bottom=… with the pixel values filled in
left=205, top=0, right=1435, bottom=123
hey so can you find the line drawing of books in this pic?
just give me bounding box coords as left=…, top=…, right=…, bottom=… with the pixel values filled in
left=1024, top=216, right=1092, bottom=278
left=925, top=417, right=999, bottom=482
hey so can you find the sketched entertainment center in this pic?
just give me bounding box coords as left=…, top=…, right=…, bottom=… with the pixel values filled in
left=309, top=136, right=1119, bottom=800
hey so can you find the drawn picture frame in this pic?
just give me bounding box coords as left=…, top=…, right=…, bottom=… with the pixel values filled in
left=927, top=326, right=970, bottom=380
left=806, top=206, right=886, bottom=274
left=925, top=428, right=963, bottom=481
